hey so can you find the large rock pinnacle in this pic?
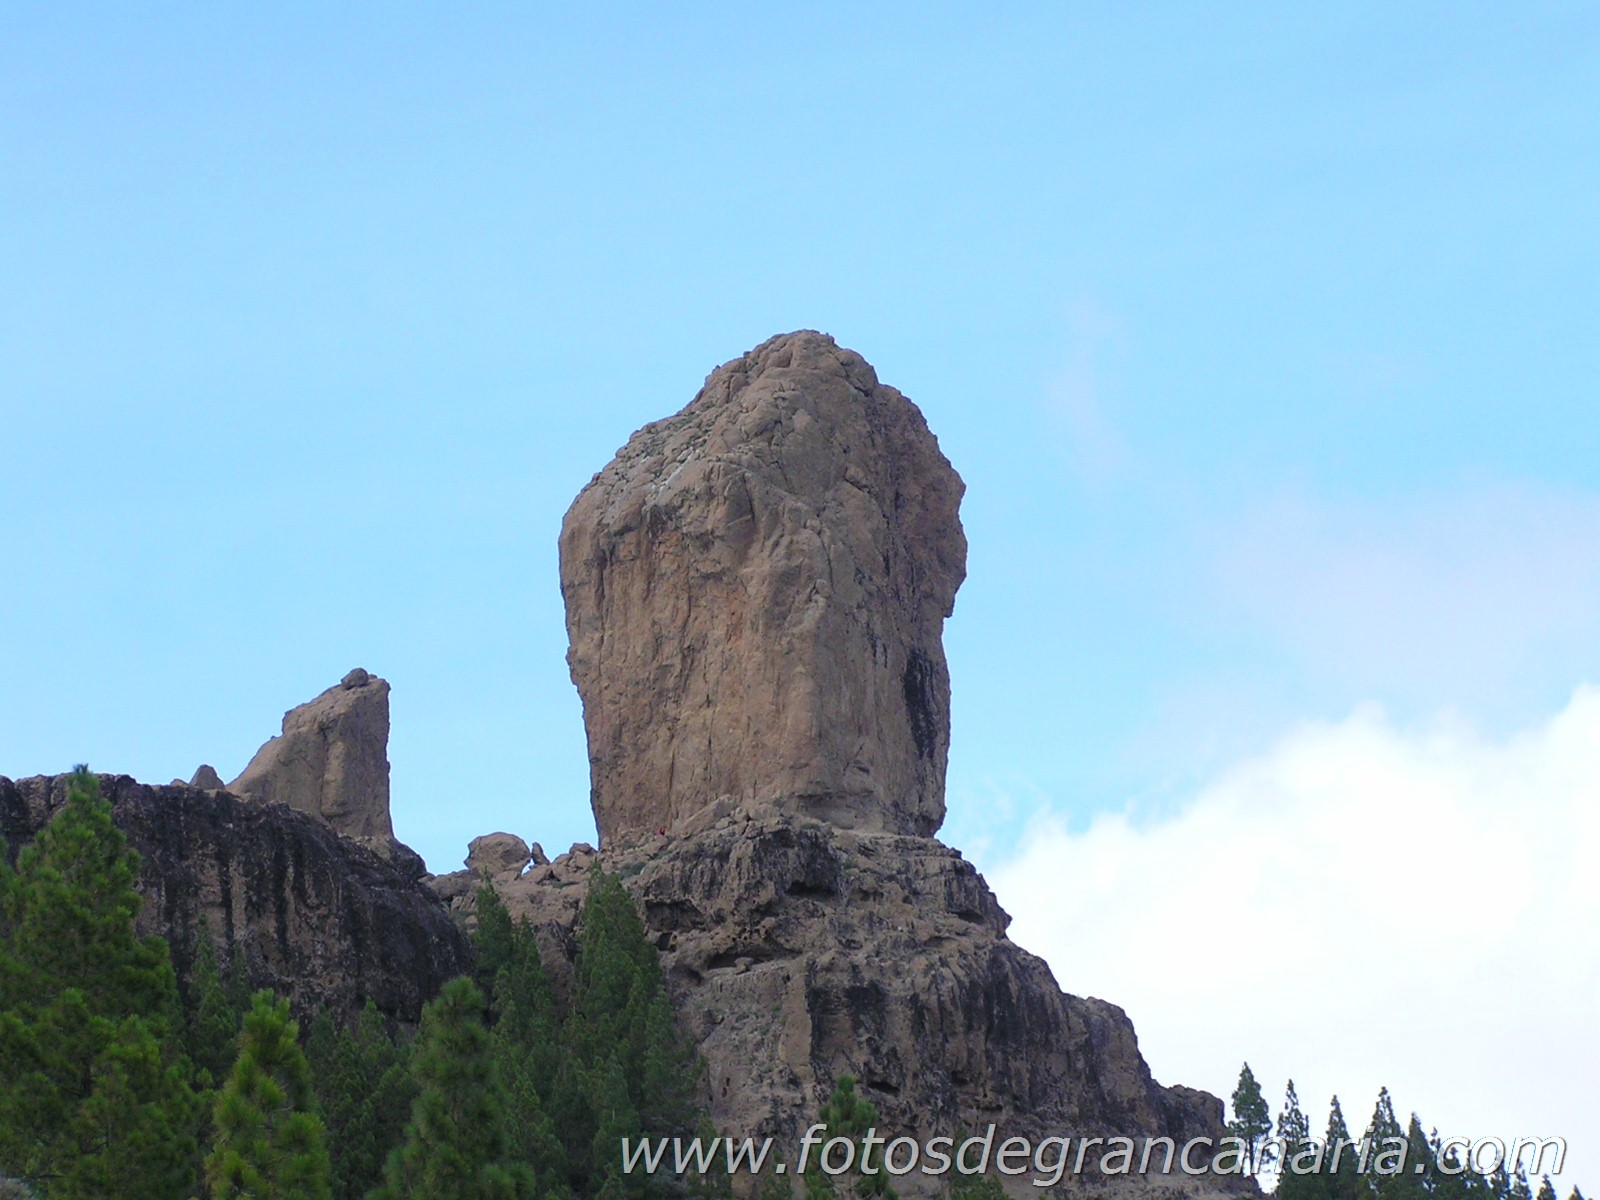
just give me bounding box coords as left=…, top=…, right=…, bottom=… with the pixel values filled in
left=229, top=668, right=399, bottom=858
left=560, top=331, right=967, bottom=847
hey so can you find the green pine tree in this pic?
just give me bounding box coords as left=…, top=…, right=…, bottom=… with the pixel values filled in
left=1430, top=1127, right=1471, bottom=1200
left=372, top=977, right=534, bottom=1200
left=1385, top=1113, right=1435, bottom=1200
left=556, top=870, right=702, bottom=1198
left=1227, top=1063, right=1272, bottom=1174
left=0, top=767, right=202, bottom=1198
left=205, top=990, right=332, bottom=1200
left=1275, top=1080, right=1317, bottom=1200
left=1323, top=1096, right=1364, bottom=1200
left=479, top=890, right=569, bottom=1196
left=474, top=884, right=519, bottom=999
left=186, top=931, right=249, bottom=1087
left=308, top=1000, right=416, bottom=1200
left=1364, top=1089, right=1405, bottom=1200
left=801, top=1076, right=896, bottom=1200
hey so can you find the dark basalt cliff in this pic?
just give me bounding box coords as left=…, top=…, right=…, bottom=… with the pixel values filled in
left=0, top=772, right=469, bottom=1024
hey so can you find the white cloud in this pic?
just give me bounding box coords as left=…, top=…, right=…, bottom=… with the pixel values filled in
left=988, top=689, right=1600, bottom=1189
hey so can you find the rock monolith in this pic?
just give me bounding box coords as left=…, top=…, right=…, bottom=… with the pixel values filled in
left=439, top=332, right=1237, bottom=1195
left=560, top=331, right=966, bottom=847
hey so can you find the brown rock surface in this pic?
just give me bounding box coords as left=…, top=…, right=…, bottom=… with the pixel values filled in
left=0, top=772, right=470, bottom=1024
left=560, top=330, right=966, bottom=847
left=229, top=668, right=403, bottom=859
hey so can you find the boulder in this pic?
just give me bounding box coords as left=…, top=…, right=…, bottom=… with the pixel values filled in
left=467, top=831, right=531, bottom=880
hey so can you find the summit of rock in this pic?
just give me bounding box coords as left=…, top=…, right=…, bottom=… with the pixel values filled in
left=560, top=330, right=967, bottom=847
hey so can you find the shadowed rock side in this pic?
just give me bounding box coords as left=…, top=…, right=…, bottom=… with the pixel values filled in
left=229, top=667, right=409, bottom=864
left=434, top=815, right=1229, bottom=1190
left=560, top=331, right=967, bottom=847
left=0, top=772, right=471, bottom=1025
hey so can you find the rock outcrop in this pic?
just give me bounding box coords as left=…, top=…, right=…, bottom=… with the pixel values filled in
left=229, top=668, right=405, bottom=862
left=440, top=332, right=1234, bottom=1192
left=458, top=816, right=1224, bottom=1171
left=0, top=772, right=470, bottom=1024
left=560, top=331, right=966, bottom=847
left=189, top=764, right=225, bottom=790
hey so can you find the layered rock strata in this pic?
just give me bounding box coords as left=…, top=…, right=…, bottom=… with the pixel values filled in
left=560, top=331, right=967, bottom=846
left=0, top=771, right=470, bottom=1024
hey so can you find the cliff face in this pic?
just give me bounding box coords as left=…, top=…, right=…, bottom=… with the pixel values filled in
left=561, top=331, right=966, bottom=846
left=0, top=772, right=469, bottom=1024
left=436, top=331, right=1231, bottom=1183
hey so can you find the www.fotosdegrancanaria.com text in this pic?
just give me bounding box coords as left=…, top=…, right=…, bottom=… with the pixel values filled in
left=621, top=1127, right=1570, bottom=1189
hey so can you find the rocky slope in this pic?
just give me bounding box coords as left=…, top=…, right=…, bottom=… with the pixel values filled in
left=436, top=813, right=1222, bottom=1160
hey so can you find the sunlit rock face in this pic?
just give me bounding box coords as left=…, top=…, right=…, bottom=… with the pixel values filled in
left=425, top=333, right=1236, bottom=1195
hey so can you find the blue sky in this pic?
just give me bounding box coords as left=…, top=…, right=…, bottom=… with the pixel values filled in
left=4, top=3, right=1597, bottom=1183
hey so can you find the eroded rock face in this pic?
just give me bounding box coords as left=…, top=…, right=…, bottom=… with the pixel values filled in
left=0, top=773, right=470, bottom=1024
left=561, top=331, right=967, bottom=847
left=230, top=668, right=400, bottom=859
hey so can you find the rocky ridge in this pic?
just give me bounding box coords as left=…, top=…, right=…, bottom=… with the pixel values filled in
left=433, top=811, right=1224, bottom=1165
left=2, top=667, right=466, bottom=1023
